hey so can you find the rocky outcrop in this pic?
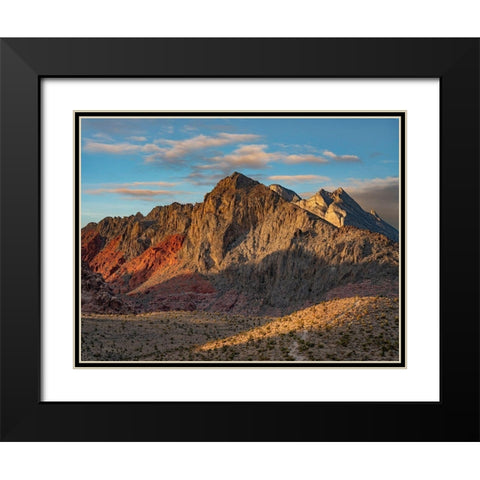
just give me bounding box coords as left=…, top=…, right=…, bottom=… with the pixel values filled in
left=295, top=187, right=399, bottom=242
left=269, top=184, right=301, bottom=202
left=108, top=234, right=185, bottom=292
left=81, top=262, right=137, bottom=314
left=81, top=229, right=105, bottom=263
left=91, top=202, right=194, bottom=261
left=178, top=173, right=319, bottom=271
left=82, top=203, right=194, bottom=281
left=88, top=235, right=126, bottom=279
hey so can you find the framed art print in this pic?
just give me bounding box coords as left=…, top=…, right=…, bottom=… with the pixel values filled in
left=76, top=111, right=404, bottom=367
left=1, top=38, right=478, bottom=441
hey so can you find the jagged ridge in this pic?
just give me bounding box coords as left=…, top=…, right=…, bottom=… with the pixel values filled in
left=295, top=187, right=399, bottom=242
left=81, top=172, right=399, bottom=314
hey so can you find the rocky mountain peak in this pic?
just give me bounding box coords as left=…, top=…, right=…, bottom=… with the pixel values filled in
left=269, top=184, right=301, bottom=202
left=315, top=188, right=334, bottom=206
left=211, top=171, right=260, bottom=195
left=331, top=187, right=355, bottom=202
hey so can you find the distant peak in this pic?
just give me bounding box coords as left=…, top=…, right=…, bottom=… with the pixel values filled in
left=228, top=171, right=258, bottom=186
left=230, top=171, right=250, bottom=180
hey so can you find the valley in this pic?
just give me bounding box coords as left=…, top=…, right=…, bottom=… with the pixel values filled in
left=81, top=295, right=399, bottom=362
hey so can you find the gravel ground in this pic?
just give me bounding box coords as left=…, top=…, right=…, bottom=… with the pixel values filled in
left=80, top=295, right=399, bottom=363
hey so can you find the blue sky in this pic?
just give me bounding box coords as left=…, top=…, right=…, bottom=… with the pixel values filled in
left=81, top=116, right=400, bottom=227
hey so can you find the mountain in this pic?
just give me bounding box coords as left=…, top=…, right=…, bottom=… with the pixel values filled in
left=269, top=184, right=301, bottom=202
left=81, top=172, right=399, bottom=315
left=295, top=187, right=399, bottom=242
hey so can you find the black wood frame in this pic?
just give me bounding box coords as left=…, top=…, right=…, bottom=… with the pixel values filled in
left=0, top=38, right=478, bottom=441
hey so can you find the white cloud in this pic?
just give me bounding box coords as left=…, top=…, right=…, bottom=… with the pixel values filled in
left=92, top=132, right=114, bottom=142
left=283, top=154, right=328, bottom=164
left=127, top=181, right=177, bottom=186
left=83, top=132, right=261, bottom=163
left=83, top=141, right=163, bottom=154
left=85, top=181, right=178, bottom=188
left=127, top=136, right=147, bottom=142
left=148, top=132, right=261, bottom=162
left=323, top=150, right=361, bottom=162
left=210, top=144, right=278, bottom=170
left=84, top=188, right=177, bottom=197
left=83, top=187, right=186, bottom=202
left=185, top=172, right=227, bottom=186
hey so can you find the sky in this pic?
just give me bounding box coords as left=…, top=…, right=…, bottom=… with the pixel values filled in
left=80, top=116, right=400, bottom=228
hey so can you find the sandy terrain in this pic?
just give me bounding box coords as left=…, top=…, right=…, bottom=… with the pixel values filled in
left=81, top=295, right=399, bottom=363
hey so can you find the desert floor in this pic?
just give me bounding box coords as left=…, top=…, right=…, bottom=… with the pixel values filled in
left=81, top=296, right=399, bottom=363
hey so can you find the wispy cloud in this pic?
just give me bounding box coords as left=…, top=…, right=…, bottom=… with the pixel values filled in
left=159, top=125, right=174, bottom=135
left=83, top=187, right=188, bottom=202
left=147, top=133, right=261, bottom=162
left=83, top=131, right=362, bottom=177
left=182, top=124, right=199, bottom=133
left=271, top=147, right=360, bottom=165
left=85, top=181, right=178, bottom=188
left=323, top=150, right=361, bottom=162
left=84, top=188, right=180, bottom=197
left=92, top=132, right=114, bottom=142
left=197, top=145, right=332, bottom=172
left=274, top=143, right=319, bottom=152
left=185, top=172, right=227, bottom=186
left=126, top=181, right=177, bottom=186
left=127, top=136, right=147, bottom=142
left=83, top=141, right=162, bottom=154
left=209, top=144, right=278, bottom=170
left=268, top=174, right=331, bottom=184
left=283, top=154, right=329, bottom=164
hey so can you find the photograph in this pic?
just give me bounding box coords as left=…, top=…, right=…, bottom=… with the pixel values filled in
left=78, top=112, right=403, bottom=365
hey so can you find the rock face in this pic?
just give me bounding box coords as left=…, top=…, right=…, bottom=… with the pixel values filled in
left=81, top=229, right=105, bottom=263
left=295, top=188, right=399, bottom=242
left=269, top=184, right=301, bottom=202
left=81, top=262, right=137, bottom=314
left=81, top=172, right=399, bottom=315
left=108, top=234, right=185, bottom=292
